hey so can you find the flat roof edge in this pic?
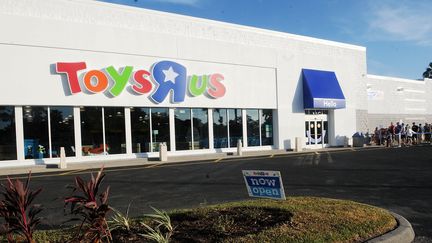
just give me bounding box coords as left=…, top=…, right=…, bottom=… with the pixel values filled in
left=26, top=0, right=365, bottom=52
left=367, top=74, right=426, bottom=84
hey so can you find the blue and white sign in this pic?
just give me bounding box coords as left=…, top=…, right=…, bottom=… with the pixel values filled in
left=242, top=170, right=286, bottom=200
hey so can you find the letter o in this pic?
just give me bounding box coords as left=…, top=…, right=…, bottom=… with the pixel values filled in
left=83, top=70, right=108, bottom=93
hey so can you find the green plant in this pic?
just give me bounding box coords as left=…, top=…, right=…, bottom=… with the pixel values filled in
left=0, top=172, right=42, bottom=243
left=109, top=203, right=133, bottom=232
left=64, top=167, right=112, bottom=242
left=140, top=207, right=173, bottom=243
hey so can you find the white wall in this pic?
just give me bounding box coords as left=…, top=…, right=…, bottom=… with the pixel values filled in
left=366, top=75, right=432, bottom=129
left=0, top=0, right=368, bottom=151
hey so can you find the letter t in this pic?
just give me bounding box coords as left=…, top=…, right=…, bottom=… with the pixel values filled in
left=56, top=62, right=87, bottom=94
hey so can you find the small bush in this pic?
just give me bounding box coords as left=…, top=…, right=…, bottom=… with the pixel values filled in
left=64, top=167, right=112, bottom=242
left=140, top=207, right=173, bottom=243
left=109, top=203, right=133, bottom=232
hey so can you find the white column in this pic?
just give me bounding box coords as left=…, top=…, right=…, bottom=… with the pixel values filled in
left=190, top=109, right=194, bottom=150
left=47, top=107, right=52, bottom=158
left=74, top=107, right=82, bottom=158
left=259, top=109, right=262, bottom=146
left=101, top=107, right=106, bottom=154
left=169, top=108, right=176, bottom=151
left=149, top=109, right=153, bottom=152
left=242, top=109, right=247, bottom=147
left=227, top=109, right=231, bottom=148
left=124, top=107, right=132, bottom=154
left=15, top=106, right=25, bottom=161
left=208, top=108, right=214, bottom=150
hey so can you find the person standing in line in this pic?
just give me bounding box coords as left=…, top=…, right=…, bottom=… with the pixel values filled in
left=401, top=123, right=406, bottom=146
left=424, top=123, right=430, bottom=143
left=374, top=127, right=380, bottom=145
left=412, top=122, right=419, bottom=145
left=388, top=122, right=395, bottom=146
left=418, top=124, right=423, bottom=144
left=406, top=125, right=413, bottom=146
left=395, top=122, right=402, bottom=146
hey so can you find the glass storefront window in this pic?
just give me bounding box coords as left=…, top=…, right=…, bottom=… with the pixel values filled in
left=50, top=107, right=75, bottom=157
left=261, top=109, right=273, bottom=145
left=213, top=109, right=228, bottom=149
left=23, top=106, right=49, bottom=159
left=0, top=106, right=16, bottom=160
left=192, top=108, right=209, bottom=149
left=104, top=107, right=126, bottom=155
left=152, top=108, right=170, bottom=151
left=80, top=107, right=104, bottom=156
left=228, top=109, right=242, bottom=147
left=131, top=107, right=151, bottom=153
left=246, top=109, right=260, bottom=146
left=175, top=108, right=191, bottom=151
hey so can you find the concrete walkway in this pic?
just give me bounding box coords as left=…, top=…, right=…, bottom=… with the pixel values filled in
left=0, top=146, right=382, bottom=176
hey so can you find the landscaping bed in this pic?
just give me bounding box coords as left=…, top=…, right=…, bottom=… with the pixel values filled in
left=29, top=197, right=397, bottom=242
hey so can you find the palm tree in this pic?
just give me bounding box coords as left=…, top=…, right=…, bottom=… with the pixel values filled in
left=423, top=62, right=432, bottom=79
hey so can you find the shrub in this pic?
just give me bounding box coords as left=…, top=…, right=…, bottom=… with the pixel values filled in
left=140, top=207, right=173, bottom=243
left=64, top=167, right=112, bottom=242
left=109, top=203, right=133, bottom=232
left=0, top=172, right=42, bottom=243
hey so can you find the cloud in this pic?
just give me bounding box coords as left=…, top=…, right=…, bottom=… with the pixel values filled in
left=366, top=1, right=432, bottom=45
left=144, top=0, right=202, bottom=6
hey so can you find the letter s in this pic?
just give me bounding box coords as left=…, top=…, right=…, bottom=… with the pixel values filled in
left=207, top=73, right=226, bottom=98
left=132, top=70, right=152, bottom=94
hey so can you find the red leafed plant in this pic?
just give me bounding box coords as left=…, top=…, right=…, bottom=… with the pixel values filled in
left=64, top=167, right=112, bottom=242
left=0, top=172, right=43, bottom=243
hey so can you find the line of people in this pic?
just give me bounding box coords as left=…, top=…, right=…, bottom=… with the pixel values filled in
left=372, top=122, right=432, bottom=147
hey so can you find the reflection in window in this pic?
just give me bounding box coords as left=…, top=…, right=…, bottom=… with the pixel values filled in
left=246, top=109, right=260, bottom=146
left=324, top=121, right=328, bottom=144
left=192, top=109, right=209, bottom=149
left=80, top=107, right=104, bottom=156
left=152, top=108, right=170, bottom=151
left=50, top=107, right=75, bottom=157
left=261, top=109, right=273, bottom=146
left=131, top=107, right=150, bottom=153
left=175, top=108, right=191, bottom=151
left=213, top=109, right=228, bottom=149
left=23, top=106, right=49, bottom=159
left=104, top=107, right=126, bottom=155
left=228, top=109, right=242, bottom=147
left=0, top=106, right=16, bottom=160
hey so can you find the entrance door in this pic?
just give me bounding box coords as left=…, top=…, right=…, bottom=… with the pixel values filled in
left=305, top=114, right=328, bottom=148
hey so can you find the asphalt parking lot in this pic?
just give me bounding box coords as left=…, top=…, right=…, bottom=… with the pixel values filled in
left=2, top=145, right=432, bottom=242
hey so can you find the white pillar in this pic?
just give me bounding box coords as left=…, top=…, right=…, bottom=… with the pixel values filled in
left=74, top=107, right=82, bottom=158
left=124, top=107, right=132, bottom=154
left=59, top=147, right=67, bottom=169
left=208, top=108, right=214, bottom=150
left=237, top=139, right=243, bottom=156
left=159, top=142, right=168, bottom=161
left=169, top=108, right=176, bottom=151
left=15, top=106, right=25, bottom=161
left=242, top=109, right=247, bottom=147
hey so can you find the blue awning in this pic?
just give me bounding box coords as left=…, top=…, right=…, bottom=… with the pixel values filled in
left=302, top=69, right=346, bottom=109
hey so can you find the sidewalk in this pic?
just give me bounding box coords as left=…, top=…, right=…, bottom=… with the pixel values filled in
left=0, top=146, right=383, bottom=177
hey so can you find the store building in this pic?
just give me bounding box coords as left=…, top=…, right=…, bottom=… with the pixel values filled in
left=0, top=0, right=430, bottom=168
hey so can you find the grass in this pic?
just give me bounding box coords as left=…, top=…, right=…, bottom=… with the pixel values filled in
left=6, top=197, right=397, bottom=242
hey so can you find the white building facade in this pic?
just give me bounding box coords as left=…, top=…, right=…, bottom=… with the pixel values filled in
left=0, top=0, right=428, bottom=168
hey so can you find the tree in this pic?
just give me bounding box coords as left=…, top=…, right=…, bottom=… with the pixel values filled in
left=423, top=62, right=432, bottom=79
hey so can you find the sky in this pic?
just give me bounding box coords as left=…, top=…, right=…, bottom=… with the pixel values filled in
left=99, top=0, right=431, bottom=80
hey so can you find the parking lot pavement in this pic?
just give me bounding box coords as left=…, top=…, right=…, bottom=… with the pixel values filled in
left=1, top=145, right=431, bottom=242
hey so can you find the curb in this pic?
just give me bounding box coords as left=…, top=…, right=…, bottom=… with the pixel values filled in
left=367, top=212, right=415, bottom=243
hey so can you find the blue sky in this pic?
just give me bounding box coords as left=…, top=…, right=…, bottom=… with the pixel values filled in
left=99, top=0, right=431, bottom=80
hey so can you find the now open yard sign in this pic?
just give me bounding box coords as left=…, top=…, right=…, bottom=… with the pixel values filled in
left=242, top=170, right=286, bottom=200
